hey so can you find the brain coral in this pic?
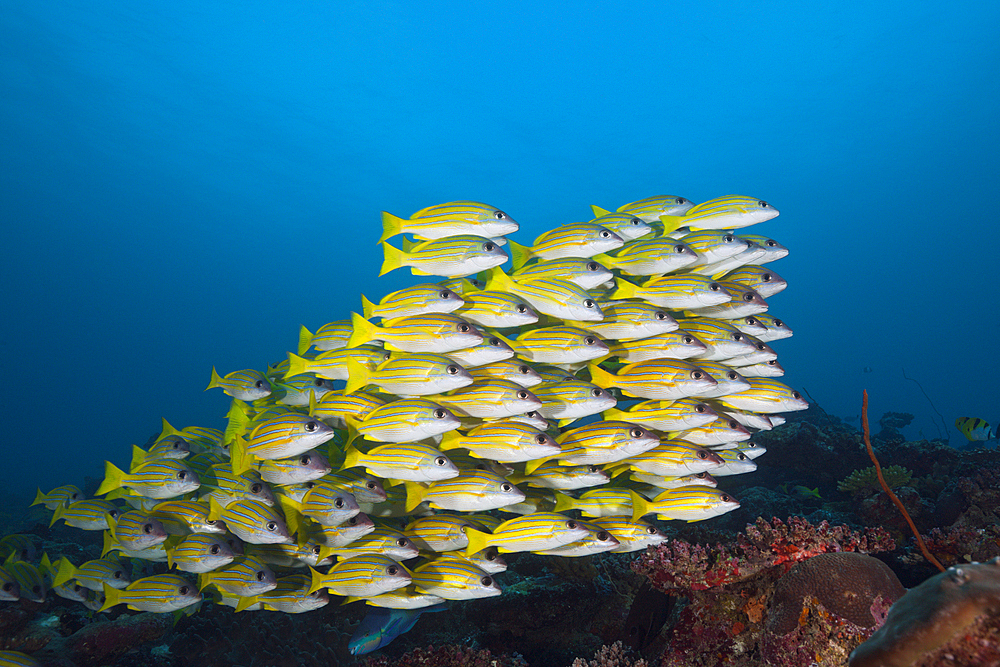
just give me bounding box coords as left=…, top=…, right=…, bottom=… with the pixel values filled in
left=760, top=553, right=906, bottom=667
left=768, top=552, right=906, bottom=635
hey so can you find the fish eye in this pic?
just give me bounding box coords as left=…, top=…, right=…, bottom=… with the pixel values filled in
left=300, top=455, right=312, bottom=465
left=494, top=211, right=506, bottom=219
left=396, top=538, right=408, bottom=547
left=566, top=520, right=578, bottom=529
left=728, top=372, right=739, bottom=380
left=113, top=570, right=123, bottom=579
left=591, top=388, right=604, bottom=397
left=695, top=404, right=707, bottom=413
left=172, top=441, right=182, bottom=449
left=646, top=526, right=657, bottom=534
left=738, top=453, right=748, bottom=461
left=488, top=337, right=501, bottom=346
left=440, top=290, right=453, bottom=299
left=792, top=391, right=802, bottom=399
left=387, top=565, right=399, bottom=575
left=733, top=333, right=744, bottom=341
left=721, top=494, right=733, bottom=502
left=587, top=466, right=599, bottom=473
left=759, top=201, right=769, bottom=208
left=600, top=230, right=611, bottom=238
left=773, top=319, right=784, bottom=327
left=674, top=245, right=686, bottom=253
left=207, top=519, right=218, bottom=526
left=709, top=283, right=721, bottom=291
left=676, top=197, right=686, bottom=204
left=434, top=457, right=448, bottom=466
left=304, top=421, right=319, bottom=432
left=597, top=531, right=610, bottom=541
left=584, top=336, right=597, bottom=345
left=516, top=304, right=528, bottom=313
left=483, top=242, right=496, bottom=251
left=255, top=380, right=265, bottom=388
left=583, top=299, right=595, bottom=308
left=692, top=371, right=704, bottom=380
left=251, top=483, right=263, bottom=494
left=526, top=411, right=541, bottom=418
left=724, top=234, right=734, bottom=242
left=210, top=544, right=220, bottom=555
left=306, top=481, right=317, bottom=488
left=698, top=450, right=708, bottom=459
left=755, top=342, right=766, bottom=351
left=109, top=509, right=120, bottom=518
left=256, top=571, right=266, bottom=581
left=728, top=420, right=739, bottom=429
left=383, top=352, right=392, bottom=360
left=501, top=483, right=512, bottom=492
left=434, top=409, right=447, bottom=419
left=334, top=497, right=345, bottom=508
left=587, top=262, right=600, bottom=271
left=767, top=360, right=778, bottom=366
left=485, top=551, right=497, bottom=561
left=630, top=218, right=641, bottom=226
left=347, top=517, right=359, bottom=525
left=683, top=336, right=694, bottom=344
left=266, top=521, right=278, bottom=532
left=534, top=435, right=548, bottom=444
left=761, top=273, right=772, bottom=282
left=458, top=324, right=471, bottom=332
left=481, top=576, right=493, bottom=586
left=314, top=378, right=325, bottom=386
left=1, top=583, right=11, bottom=592
left=143, top=523, right=154, bottom=534
left=742, top=293, right=755, bottom=302
left=366, top=481, right=377, bottom=490
left=446, top=365, right=460, bottom=375
left=655, top=311, right=667, bottom=320
left=630, top=428, right=644, bottom=438
left=517, top=390, right=529, bottom=399
left=177, top=471, right=188, bottom=480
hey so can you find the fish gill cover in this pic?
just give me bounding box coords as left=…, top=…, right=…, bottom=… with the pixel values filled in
left=2, top=194, right=806, bottom=660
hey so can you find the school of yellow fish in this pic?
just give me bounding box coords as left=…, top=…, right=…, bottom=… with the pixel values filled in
left=0, top=194, right=807, bottom=662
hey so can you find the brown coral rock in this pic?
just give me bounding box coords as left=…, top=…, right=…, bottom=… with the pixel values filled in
left=768, top=553, right=906, bottom=635
left=850, top=557, right=1000, bottom=667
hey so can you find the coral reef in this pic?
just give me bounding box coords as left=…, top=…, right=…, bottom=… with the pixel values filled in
left=759, top=553, right=905, bottom=665
left=630, top=518, right=896, bottom=667
left=359, top=644, right=528, bottom=667
left=633, top=516, right=894, bottom=592
left=570, top=641, right=649, bottom=667
left=838, top=465, right=913, bottom=495
left=850, top=557, right=1000, bottom=667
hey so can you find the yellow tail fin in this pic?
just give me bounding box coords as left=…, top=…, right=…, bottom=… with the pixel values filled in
left=344, top=358, right=372, bottom=394
left=297, top=326, right=315, bottom=355
left=587, top=363, right=617, bottom=390
left=95, top=461, right=127, bottom=496
left=347, top=312, right=379, bottom=349
left=361, top=295, right=377, bottom=320
left=379, top=242, right=404, bottom=277
left=206, top=366, right=224, bottom=391
left=404, top=482, right=428, bottom=513
left=507, top=240, right=532, bottom=270
left=379, top=211, right=406, bottom=243
left=463, top=527, right=492, bottom=558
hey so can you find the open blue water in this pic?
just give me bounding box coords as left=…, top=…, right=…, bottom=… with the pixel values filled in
left=3, top=1, right=999, bottom=494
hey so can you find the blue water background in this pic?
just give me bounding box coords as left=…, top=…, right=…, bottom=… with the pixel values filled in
left=3, top=1, right=999, bottom=495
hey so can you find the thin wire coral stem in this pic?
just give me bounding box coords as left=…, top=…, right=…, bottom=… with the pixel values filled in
left=862, top=389, right=945, bottom=572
